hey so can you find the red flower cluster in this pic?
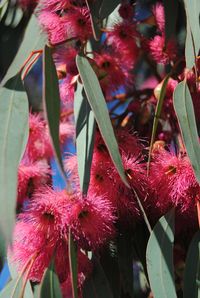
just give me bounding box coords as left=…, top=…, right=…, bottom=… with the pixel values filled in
left=11, top=0, right=200, bottom=296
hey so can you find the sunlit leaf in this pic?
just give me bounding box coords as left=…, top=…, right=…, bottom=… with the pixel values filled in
left=0, top=0, right=8, bottom=19
left=40, top=261, right=62, bottom=298
left=146, top=209, right=176, bottom=298
left=74, top=83, right=95, bottom=194
left=184, top=0, right=200, bottom=68
left=76, top=54, right=129, bottom=188
left=1, top=14, right=45, bottom=86
left=183, top=230, right=200, bottom=298
left=43, top=45, right=66, bottom=179
left=0, top=278, right=33, bottom=298
left=0, top=73, right=29, bottom=257
left=173, top=80, right=200, bottom=183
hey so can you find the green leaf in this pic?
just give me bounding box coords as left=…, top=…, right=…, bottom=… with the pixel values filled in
left=100, top=246, right=120, bottom=298
left=83, top=257, right=114, bottom=298
left=0, top=0, right=8, bottom=19
left=69, top=229, right=78, bottom=298
left=147, top=75, right=170, bottom=173
left=173, top=81, right=200, bottom=183
left=146, top=209, right=176, bottom=298
left=76, top=54, right=129, bottom=188
left=33, top=285, right=40, bottom=298
left=43, top=45, right=66, bottom=179
left=99, top=0, right=121, bottom=19
left=1, top=14, right=46, bottom=86
left=132, top=222, right=150, bottom=280
left=74, top=83, right=95, bottom=194
left=117, top=231, right=134, bottom=298
left=185, top=21, right=196, bottom=69
left=184, top=0, right=200, bottom=68
left=183, top=230, right=200, bottom=298
left=163, top=0, right=178, bottom=41
left=0, top=278, right=33, bottom=298
left=8, top=253, right=21, bottom=279
left=40, top=261, right=62, bottom=298
left=0, top=0, right=8, bottom=9
left=86, top=0, right=103, bottom=40
left=0, top=73, right=29, bottom=257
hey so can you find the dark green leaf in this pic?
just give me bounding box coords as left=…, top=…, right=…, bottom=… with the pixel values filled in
left=99, top=0, right=121, bottom=19
left=147, top=75, right=170, bottom=173
left=0, top=73, right=29, bottom=257
left=1, top=15, right=46, bottom=86
left=184, top=0, right=200, bottom=68
left=83, top=257, right=113, bottom=298
left=163, top=0, right=178, bottom=41
left=100, top=246, right=120, bottom=298
left=69, top=229, right=78, bottom=298
left=40, top=261, right=62, bottom=298
left=117, top=232, right=134, bottom=298
left=132, top=222, right=150, bottom=280
left=0, top=278, right=33, bottom=298
left=146, top=209, right=176, bottom=298
left=183, top=230, right=200, bottom=298
left=76, top=54, right=129, bottom=188
left=86, top=0, right=102, bottom=40
left=43, top=45, right=66, bottom=179
left=173, top=81, right=200, bottom=183
left=74, top=83, right=95, bottom=194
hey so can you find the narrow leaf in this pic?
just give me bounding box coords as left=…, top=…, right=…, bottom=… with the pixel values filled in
left=40, top=262, right=62, bottom=298
left=183, top=230, right=200, bottom=298
left=100, top=248, right=120, bottom=298
left=185, top=21, right=196, bottom=69
left=117, top=232, right=134, bottom=298
left=7, top=256, right=18, bottom=279
left=33, top=285, right=40, bottom=298
left=132, top=223, right=150, bottom=280
left=184, top=0, right=200, bottom=68
left=69, top=229, right=78, bottom=298
left=99, top=0, right=121, bottom=19
left=147, top=75, right=170, bottom=173
left=173, top=81, right=200, bottom=183
left=43, top=45, right=66, bottom=179
left=0, top=0, right=8, bottom=9
left=74, top=83, right=95, bottom=194
left=83, top=258, right=114, bottom=298
left=146, top=209, right=176, bottom=298
left=0, top=73, right=29, bottom=256
left=0, top=0, right=8, bottom=19
left=0, top=278, right=33, bottom=298
left=76, top=54, right=129, bottom=188
left=86, top=0, right=102, bottom=40
left=1, top=14, right=45, bottom=86
left=163, top=0, right=178, bottom=41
